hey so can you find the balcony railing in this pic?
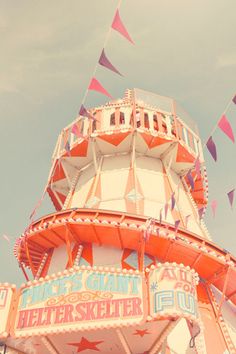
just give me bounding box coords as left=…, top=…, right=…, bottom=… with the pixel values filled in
left=52, top=89, right=203, bottom=162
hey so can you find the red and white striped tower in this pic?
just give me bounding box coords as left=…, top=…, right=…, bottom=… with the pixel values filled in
left=4, top=89, right=235, bottom=354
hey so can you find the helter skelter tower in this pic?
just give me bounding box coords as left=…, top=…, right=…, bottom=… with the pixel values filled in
left=5, top=89, right=236, bottom=353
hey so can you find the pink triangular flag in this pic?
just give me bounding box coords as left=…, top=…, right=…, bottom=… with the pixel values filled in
left=211, top=200, right=217, bottom=218
left=218, top=114, right=235, bottom=143
left=227, top=189, right=235, bottom=209
left=99, top=49, right=122, bottom=76
left=206, top=136, right=217, bottom=162
left=198, top=207, right=204, bottom=220
left=88, top=77, right=112, bottom=98
left=195, top=157, right=201, bottom=178
left=111, top=9, right=134, bottom=44
left=72, top=123, right=82, bottom=138
left=2, top=234, right=10, bottom=242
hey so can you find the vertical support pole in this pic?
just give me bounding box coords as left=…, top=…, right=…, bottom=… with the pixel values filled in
left=205, top=282, right=233, bottom=352
left=139, top=235, right=145, bottom=272
left=25, top=240, right=36, bottom=277
left=91, top=138, right=98, bottom=173
left=217, top=266, right=230, bottom=320
left=115, top=107, right=120, bottom=128
left=19, top=262, right=30, bottom=282
left=171, top=98, right=179, bottom=140
left=65, top=227, right=73, bottom=268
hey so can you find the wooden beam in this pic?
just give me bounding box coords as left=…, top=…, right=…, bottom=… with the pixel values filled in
left=66, top=223, right=81, bottom=243
left=3, top=344, right=26, bottom=354
left=163, top=240, right=175, bottom=261
left=226, top=288, right=236, bottom=300
left=204, top=283, right=232, bottom=351
left=38, top=232, right=58, bottom=248
left=48, top=228, right=65, bottom=243
left=217, top=267, right=230, bottom=319
left=207, top=266, right=228, bottom=284
left=191, top=252, right=203, bottom=267
left=19, top=262, right=30, bottom=282
left=92, top=224, right=102, bottom=246
left=117, top=226, right=124, bottom=249
left=116, top=329, right=132, bottom=354
left=41, top=337, right=61, bottom=354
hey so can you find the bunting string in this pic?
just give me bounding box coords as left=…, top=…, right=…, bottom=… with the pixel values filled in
left=27, top=0, right=135, bottom=222
left=203, top=93, right=235, bottom=162
left=80, top=0, right=130, bottom=110
left=158, top=91, right=236, bottom=226
left=26, top=0, right=235, bottom=233
left=203, top=96, right=234, bottom=148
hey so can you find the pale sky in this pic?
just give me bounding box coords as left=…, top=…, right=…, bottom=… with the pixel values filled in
left=0, top=0, right=235, bottom=285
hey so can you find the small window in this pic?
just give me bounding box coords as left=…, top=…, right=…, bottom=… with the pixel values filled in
left=92, top=120, right=96, bottom=132
left=119, top=112, right=125, bottom=124
left=136, top=111, right=141, bottom=128
left=110, top=113, right=116, bottom=126
left=153, top=114, right=158, bottom=130
left=144, top=113, right=150, bottom=129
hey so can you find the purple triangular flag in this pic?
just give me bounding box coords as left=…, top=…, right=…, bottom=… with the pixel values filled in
left=198, top=207, right=204, bottom=220
left=72, top=123, right=82, bottom=138
left=65, top=141, right=70, bottom=153
left=232, top=94, right=236, bottom=105
left=187, top=171, right=194, bottom=190
left=99, top=49, right=122, bottom=76
left=218, top=114, right=235, bottom=143
left=171, top=193, right=175, bottom=210
left=206, top=136, right=217, bottom=162
left=174, top=219, right=180, bottom=232
left=79, top=105, right=96, bottom=121
left=164, top=203, right=168, bottom=219
left=79, top=104, right=89, bottom=117
left=227, top=189, right=235, bottom=209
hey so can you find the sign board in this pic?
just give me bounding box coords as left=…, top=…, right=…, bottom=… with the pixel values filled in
left=148, top=263, right=199, bottom=321
left=0, top=284, right=15, bottom=339
left=13, top=267, right=146, bottom=336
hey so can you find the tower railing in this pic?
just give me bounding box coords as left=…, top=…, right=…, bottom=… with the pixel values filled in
left=52, top=89, right=203, bottom=164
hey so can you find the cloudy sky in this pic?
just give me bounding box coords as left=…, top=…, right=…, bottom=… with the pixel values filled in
left=0, top=0, right=235, bottom=285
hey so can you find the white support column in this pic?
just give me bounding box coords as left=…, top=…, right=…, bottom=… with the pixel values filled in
left=91, top=138, right=98, bottom=173
left=116, top=329, right=132, bottom=354
left=149, top=320, right=179, bottom=354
